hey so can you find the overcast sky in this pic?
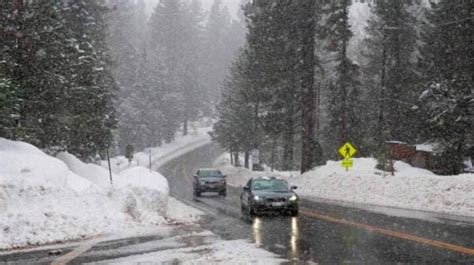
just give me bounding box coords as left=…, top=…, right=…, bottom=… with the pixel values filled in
left=201, top=0, right=241, bottom=15
left=144, top=0, right=241, bottom=18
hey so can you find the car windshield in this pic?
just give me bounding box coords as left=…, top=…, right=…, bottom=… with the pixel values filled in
left=199, top=170, right=222, bottom=178
left=251, top=179, right=289, bottom=192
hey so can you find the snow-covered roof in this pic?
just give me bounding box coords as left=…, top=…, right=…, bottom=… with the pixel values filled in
left=415, top=144, right=434, bottom=152
left=385, top=140, right=408, bottom=145
left=198, top=168, right=220, bottom=171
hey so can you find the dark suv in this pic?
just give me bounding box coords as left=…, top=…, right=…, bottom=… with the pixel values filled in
left=193, top=168, right=227, bottom=197
left=240, top=177, right=298, bottom=216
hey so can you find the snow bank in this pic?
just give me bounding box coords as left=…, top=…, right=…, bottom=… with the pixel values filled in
left=57, top=151, right=113, bottom=188
left=292, top=158, right=474, bottom=216
left=0, top=126, right=212, bottom=250
left=0, top=139, right=95, bottom=193
left=0, top=138, right=132, bottom=249
left=0, top=138, right=174, bottom=250
left=214, top=153, right=295, bottom=187
left=215, top=154, right=474, bottom=217
left=104, top=155, right=134, bottom=175
left=114, top=167, right=169, bottom=223
left=55, top=152, right=169, bottom=225
left=57, top=152, right=171, bottom=224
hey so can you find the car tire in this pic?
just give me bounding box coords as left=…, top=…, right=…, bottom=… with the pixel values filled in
left=289, top=208, right=299, bottom=217
left=219, top=190, right=227, bottom=197
left=247, top=202, right=255, bottom=217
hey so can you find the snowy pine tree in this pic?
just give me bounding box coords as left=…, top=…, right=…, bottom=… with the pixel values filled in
left=212, top=50, right=255, bottom=166
left=321, top=0, right=364, bottom=159
left=62, top=0, right=117, bottom=159
left=203, top=0, right=233, bottom=106
left=418, top=0, right=473, bottom=174
left=0, top=0, right=116, bottom=159
left=361, top=0, right=422, bottom=152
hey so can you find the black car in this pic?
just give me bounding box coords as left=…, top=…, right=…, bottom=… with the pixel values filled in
left=193, top=168, right=227, bottom=197
left=240, top=177, right=298, bottom=216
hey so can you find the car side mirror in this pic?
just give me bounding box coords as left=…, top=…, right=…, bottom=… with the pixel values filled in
left=291, top=186, right=298, bottom=190
left=243, top=186, right=249, bottom=192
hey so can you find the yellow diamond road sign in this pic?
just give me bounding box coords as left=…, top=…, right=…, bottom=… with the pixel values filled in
left=342, top=158, right=353, bottom=168
left=339, top=142, right=357, bottom=159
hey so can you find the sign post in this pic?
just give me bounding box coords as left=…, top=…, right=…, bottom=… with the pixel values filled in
left=338, top=142, right=357, bottom=171
left=106, top=146, right=113, bottom=185
left=148, top=148, right=152, bottom=172
left=125, top=144, right=134, bottom=165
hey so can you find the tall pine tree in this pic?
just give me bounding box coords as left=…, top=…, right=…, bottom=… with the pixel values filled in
left=321, top=0, right=364, bottom=159
left=0, top=0, right=117, bottom=159
left=362, top=0, right=421, bottom=147
left=419, top=0, right=473, bottom=174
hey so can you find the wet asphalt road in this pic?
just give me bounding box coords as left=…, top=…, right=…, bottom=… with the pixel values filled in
left=1, top=143, right=473, bottom=264
left=160, top=143, right=474, bottom=264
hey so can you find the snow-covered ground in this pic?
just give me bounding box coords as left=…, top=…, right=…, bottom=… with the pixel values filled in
left=215, top=153, right=474, bottom=217
left=0, top=139, right=131, bottom=249
left=0, top=128, right=212, bottom=250
left=167, top=197, right=206, bottom=224
left=104, top=126, right=212, bottom=173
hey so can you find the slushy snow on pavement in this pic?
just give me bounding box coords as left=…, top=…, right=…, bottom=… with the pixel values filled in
left=90, top=233, right=285, bottom=265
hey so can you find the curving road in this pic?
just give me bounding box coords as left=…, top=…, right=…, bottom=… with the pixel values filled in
left=1, top=142, right=473, bottom=264
left=160, top=143, right=474, bottom=264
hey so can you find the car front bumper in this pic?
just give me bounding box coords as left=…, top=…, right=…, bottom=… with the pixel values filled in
left=197, top=183, right=226, bottom=192
left=252, top=200, right=298, bottom=212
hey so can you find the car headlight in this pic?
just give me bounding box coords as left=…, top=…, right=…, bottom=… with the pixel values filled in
left=289, top=195, right=298, bottom=201
left=254, top=195, right=262, bottom=201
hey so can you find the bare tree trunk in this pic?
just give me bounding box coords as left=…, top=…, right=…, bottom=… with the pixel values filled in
left=252, top=101, right=260, bottom=170
left=282, top=107, right=294, bottom=171
left=300, top=0, right=317, bottom=174
left=378, top=30, right=388, bottom=147
left=234, top=152, right=240, bottom=167
left=13, top=0, right=27, bottom=141
left=270, top=139, right=276, bottom=172
left=183, top=119, right=188, bottom=136
left=15, top=0, right=24, bottom=9
left=244, top=151, right=250, bottom=169
left=340, top=2, right=349, bottom=143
